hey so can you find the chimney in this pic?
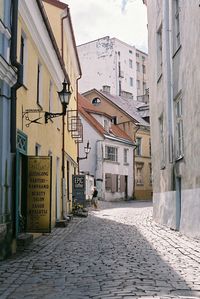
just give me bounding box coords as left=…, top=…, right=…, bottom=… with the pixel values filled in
left=102, top=85, right=111, bottom=93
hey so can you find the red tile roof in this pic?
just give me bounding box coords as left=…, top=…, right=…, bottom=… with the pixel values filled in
left=78, top=94, right=133, bottom=142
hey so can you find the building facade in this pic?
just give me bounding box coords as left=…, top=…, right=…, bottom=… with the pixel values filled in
left=78, top=36, right=148, bottom=100
left=0, top=0, right=18, bottom=259
left=82, top=88, right=152, bottom=200
left=144, top=0, right=200, bottom=237
left=78, top=94, right=135, bottom=201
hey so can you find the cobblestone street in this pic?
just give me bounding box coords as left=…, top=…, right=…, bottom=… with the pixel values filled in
left=0, top=200, right=200, bottom=299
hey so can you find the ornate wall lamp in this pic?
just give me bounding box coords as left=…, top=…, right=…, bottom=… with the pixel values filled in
left=77, top=141, right=91, bottom=162
left=45, top=80, right=71, bottom=123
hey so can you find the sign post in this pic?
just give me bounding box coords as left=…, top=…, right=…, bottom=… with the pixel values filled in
left=26, top=156, right=52, bottom=233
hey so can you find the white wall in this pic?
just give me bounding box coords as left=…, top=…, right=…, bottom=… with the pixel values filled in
left=78, top=36, right=137, bottom=99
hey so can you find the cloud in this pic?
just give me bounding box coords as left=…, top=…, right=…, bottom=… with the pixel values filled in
left=65, top=0, right=147, bottom=51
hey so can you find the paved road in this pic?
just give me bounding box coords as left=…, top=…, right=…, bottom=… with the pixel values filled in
left=0, top=200, right=200, bottom=299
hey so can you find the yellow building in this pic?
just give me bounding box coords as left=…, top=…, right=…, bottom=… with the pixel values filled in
left=15, top=0, right=81, bottom=240
left=82, top=88, right=152, bottom=200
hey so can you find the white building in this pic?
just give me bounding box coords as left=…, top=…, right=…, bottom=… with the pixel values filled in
left=144, top=0, right=200, bottom=237
left=78, top=93, right=135, bottom=201
left=78, top=36, right=148, bottom=100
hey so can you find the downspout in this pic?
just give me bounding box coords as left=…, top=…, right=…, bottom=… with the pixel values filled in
left=10, top=0, right=23, bottom=153
left=10, top=0, right=23, bottom=237
left=163, top=0, right=174, bottom=164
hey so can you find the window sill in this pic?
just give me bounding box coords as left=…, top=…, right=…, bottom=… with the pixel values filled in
left=104, top=159, right=119, bottom=164
left=136, top=183, right=144, bottom=186
left=123, top=162, right=129, bottom=166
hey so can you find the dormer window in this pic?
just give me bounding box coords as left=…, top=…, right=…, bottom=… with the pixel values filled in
left=92, top=97, right=101, bottom=105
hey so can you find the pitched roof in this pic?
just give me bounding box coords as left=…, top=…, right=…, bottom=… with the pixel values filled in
left=78, top=94, right=133, bottom=143
left=82, top=89, right=150, bottom=127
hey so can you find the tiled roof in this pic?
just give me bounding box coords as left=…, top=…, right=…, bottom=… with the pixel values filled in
left=78, top=94, right=133, bottom=143
left=82, top=89, right=150, bottom=127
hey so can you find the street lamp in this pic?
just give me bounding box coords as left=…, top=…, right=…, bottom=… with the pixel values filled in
left=77, top=141, right=91, bottom=162
left=45, top=80, right=71, bottom=123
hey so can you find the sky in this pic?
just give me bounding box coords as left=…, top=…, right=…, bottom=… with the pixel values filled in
left=63, top=0, right=148, bottom=53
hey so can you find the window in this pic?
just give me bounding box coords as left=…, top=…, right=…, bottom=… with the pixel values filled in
left=136, top=53, right=139, bottom=58
left=49, top=80, right=53, bottom=112
left=129, top=49, right=132, bottom=54
left=142, top=56, right=145, bottom=61
left=159, top=115, right=165, bottom=168
left=174, top=95, right=183, bottom=159
left=149, top=138, right=151, bottom=156
left=111, top=116, right=117, bottom=125
left=174, top=0, right=180, bottom=51
left=37, top=62, right=43, bottom=107
left=20, top=32, right=27, bottom=85
left=136, top=163, right=144, bottom=185
left=137, top=80, right=140, bottom=90
left=105, top=146, right=118, bottom=162
left=105, top=173, right=112, bottom=191
left=135, top=137, right=142, bottom=156
left=130, top=77, right=133, bottom=87
left=142, top=64, right=146, bottom=74
left=119, top=80, right=121, bottom=96
left=124, top=148, right=129, bottom=164
left=149, top=163, right=152, bottom=185
left=136, top=62, right=140, bottom=72
left=157, top=25, right=162, bottom=78
left=129, top=59, right=133, bottom=68
left=92, top=97, right=101, bottom=105
left=143, top=82, right=147, bottom=93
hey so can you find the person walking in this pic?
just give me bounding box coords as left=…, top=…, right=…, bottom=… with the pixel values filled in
left=92, top=187, right=98, bottom=209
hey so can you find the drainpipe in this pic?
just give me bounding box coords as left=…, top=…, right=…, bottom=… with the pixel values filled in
left=10, top=0, right=23, bottom=153
left=10, top=0, right=23, bottom=237
left=163, top=0, right=174, bottom=164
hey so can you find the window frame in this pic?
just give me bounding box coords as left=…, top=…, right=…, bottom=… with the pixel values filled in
left=105, top=146, right=118, bottom=162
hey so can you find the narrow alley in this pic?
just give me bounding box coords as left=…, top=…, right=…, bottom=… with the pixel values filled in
left=0, top=201, right=200, bottom=299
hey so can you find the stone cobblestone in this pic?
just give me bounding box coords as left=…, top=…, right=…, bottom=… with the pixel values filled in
left=0, top=200, right=200, bottom=299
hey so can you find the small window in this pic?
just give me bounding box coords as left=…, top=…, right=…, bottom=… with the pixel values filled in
left=105, top=146, right=118, bottom=162
left=92, top=97, right=101, bottom=105
left=142, top=56, right=145, bottom=61
left=136, top=137, right=142, bottom=156
left=142, top=65, right=146, bottom=74
left=136, top=53, right=139, bottom=58
left=124, top=148, right=129, bottom=164
left=20, top=32, right=27, bottom=85
left=111, top=116, right=117, bottom=125
left=130, top=77, right=133, bottom=87
left=49, top=80, right=53, bottom=112
left=129, top=59, right=133, bottom=68
left=129, top=50, right=132, bottom=54
left=137, top=62, right=140, bottom=72
left=136, top=163, right=144, bottom=185
left=137, top=80, right=140, bottom=90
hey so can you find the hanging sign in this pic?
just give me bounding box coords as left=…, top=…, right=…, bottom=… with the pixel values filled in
left=26, top=156, right=52, bottom=233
